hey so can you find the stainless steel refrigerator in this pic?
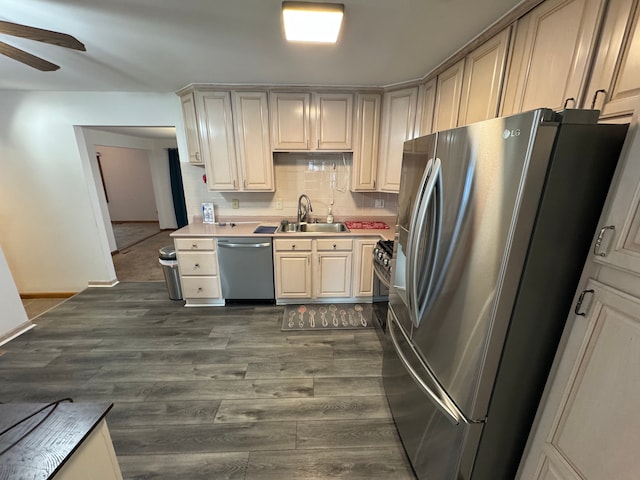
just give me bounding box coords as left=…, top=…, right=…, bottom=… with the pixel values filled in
left=382, top=109, right=628, bottom=480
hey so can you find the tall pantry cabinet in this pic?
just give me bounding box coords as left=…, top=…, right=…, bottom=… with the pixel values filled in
left=517, top=109, right=640, bottom=480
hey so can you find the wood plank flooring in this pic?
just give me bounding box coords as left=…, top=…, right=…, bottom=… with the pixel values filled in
left=0, top=282, right=415, bottom=479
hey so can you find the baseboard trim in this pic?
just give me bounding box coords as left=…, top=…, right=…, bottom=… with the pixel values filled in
left=88, top=280, right=119, bottom=287
left=0, top=322, right=35, bottom=347
left=20, top=292, right=76, bottom=299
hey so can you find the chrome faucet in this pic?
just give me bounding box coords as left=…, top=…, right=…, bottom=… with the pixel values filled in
left=297, top=194, right=313, bottom=223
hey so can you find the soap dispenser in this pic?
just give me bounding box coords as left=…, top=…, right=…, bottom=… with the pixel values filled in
left=326, top=205, right=334, bottom=224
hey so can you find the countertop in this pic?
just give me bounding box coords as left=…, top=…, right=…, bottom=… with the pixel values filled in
left=0, top=402, right=113, bottom=479
left=171, top=220, right=395, bottom=241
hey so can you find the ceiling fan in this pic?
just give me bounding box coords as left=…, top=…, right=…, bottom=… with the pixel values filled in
left=0, top=20, right=85, bottom=71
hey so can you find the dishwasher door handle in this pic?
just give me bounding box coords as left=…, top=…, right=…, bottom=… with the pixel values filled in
left=218, top=242, right=272, bottom=248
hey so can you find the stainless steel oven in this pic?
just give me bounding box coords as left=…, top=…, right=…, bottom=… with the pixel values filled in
left=372, top=239, right=393, bottom=334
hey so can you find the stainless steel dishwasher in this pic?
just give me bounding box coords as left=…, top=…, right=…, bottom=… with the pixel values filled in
left=216, top=237, right=274, bottom=301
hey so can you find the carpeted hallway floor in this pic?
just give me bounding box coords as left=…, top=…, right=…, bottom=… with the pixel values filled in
left=112, top=230, right=175, bottom=282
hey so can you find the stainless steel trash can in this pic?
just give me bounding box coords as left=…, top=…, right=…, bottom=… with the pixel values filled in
left=159, top=245, right=182, bottom=300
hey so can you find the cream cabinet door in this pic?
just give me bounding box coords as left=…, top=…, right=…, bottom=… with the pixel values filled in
left=591, top=125, right=640, bottom=275
left=501, top=0, right=606, bottom=115
left=315, top=251, right=352, bottom=298
left=314, top=92, right=354, bottom=150
left=458, top=27, right=511, bottom=126
left=377, top=87, right=418, bottom=192
left=586, top=0, right=640, bottom=119
left=518, top=280, right=640, bottom=480
left=275, top=252, right=312, bottom=298
left=270, top=92, right=311, bottom=150
left=415, top=78, right=437, bottom=137
left=232, top=91, right=274, bottom=191
left=352, top=93, right=381, bottom=191
left=433, top=60, right=465, bottom=131
left=180, top=92, right=202, bottom=164
left=196, top=91, right=238, bottom=191
left=353, top=238, right=376, bottom=297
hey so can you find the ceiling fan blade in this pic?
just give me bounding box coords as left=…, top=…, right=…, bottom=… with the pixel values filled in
left=0, top=21, right=85, bottom=51
left=0, top=41, right=60, bottom=71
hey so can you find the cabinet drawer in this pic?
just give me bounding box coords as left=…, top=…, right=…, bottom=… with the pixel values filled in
left=274, top=239, right=313, bottom=251
left=174, top=238, right=216, bottom=251
left=176, top=252, right=218, bottom=275
left=180, top=276, right=221, bottom=298
left=316, top=238, right=353, bottom=251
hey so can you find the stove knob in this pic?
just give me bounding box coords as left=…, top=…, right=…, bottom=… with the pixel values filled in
left=377, top=251, right=384, bottom=260
left=373, top=247, right=380, bottom=257
left=383, top=258, right=390, bottom=267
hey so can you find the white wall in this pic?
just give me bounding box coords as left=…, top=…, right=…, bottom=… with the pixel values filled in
left=0, top=91, right=183, bottom=294
left=0, top=244, right=29, bottom=342
left=98, top=146, right=159, bottom=222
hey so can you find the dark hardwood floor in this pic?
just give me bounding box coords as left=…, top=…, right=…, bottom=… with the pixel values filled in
left=0, top=282, right=415, bottom=479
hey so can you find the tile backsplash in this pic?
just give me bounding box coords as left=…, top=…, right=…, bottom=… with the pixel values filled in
left=181, top=153, right=399, bottom=221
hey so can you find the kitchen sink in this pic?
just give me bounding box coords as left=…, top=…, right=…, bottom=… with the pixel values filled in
left=277, top=222, right=350, bottom=233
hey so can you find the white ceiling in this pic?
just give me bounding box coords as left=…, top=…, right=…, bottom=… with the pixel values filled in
left=1, top=0, right=524, bottom=93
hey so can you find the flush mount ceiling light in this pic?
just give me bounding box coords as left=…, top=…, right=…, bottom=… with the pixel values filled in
left=282, top=1, right=344, bottom=43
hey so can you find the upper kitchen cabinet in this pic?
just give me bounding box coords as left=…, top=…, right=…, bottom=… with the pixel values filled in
left=433, top=59, right=465, bottom=131
left=270, top=91, right=354, bottom=151
left=352, top=93, right=381, bottom=191
left=501, top=0, right=606, bottom=115
left=231, top=91, right=274, bottom=191
left=192, top=89, right=273, bottom=192
left=270, top=92, right=311, bottom=150
left=414, top=78, right=437, bottom=137
left=586, top=0, right=640, bottom=120
left=195, top=90, right=238, bottom=190
left=315, top=92, right=354, bottom=150
left=377, top=86, right=418, bottom=192
left=458, top=27, right=511, bottom=126
left=180, top=92, right=203, bottom=165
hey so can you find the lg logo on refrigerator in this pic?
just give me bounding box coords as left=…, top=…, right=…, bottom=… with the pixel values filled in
left=503, top=128, right=521, bottom=139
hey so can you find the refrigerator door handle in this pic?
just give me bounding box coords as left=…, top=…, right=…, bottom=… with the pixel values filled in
left=411, top=158, right=442, bottom=328
left=389, top=315, right=466, bottom=426
left=406, top=158, right=434, bottom=319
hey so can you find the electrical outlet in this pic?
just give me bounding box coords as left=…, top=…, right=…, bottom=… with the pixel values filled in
left=374, top=199, right=385, bottom=209
left=275, top=198, right=283, bottom=210
left=232, top=199, right=239, bottom=209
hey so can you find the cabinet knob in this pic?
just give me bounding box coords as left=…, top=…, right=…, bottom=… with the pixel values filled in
left=292, top=244, right=296, bottom=250
left=333, top=244, right=337, bottom=249
left=194, top=263, right=200, bottom=268
left=192, top=244, right=198, bottom=248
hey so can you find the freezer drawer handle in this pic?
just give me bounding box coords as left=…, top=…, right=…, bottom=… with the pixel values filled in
left=389, top=318, right=464, bottom=426
left=574, top=289, right=595, bottom=316
left=593, top=225, right=614, bottom=257
left=218, top=242, right=271, bottom=248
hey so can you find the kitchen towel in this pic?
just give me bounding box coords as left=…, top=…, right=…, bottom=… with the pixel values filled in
left=281, top=304, right=374, bottom=331
left=344, top=221, right=389, bottom=229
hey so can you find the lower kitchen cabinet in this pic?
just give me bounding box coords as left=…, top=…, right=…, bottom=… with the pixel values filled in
left=315, top=239, right=353, bottom=298
left=518, top=280, right=640, bottom=480
left=174, top=237, right=223, bottom=306
left=274, top=239, right=313, bottom=299
left=353, top=238, right=376, bottom=297
left=274, top=236, right=378, bottom=303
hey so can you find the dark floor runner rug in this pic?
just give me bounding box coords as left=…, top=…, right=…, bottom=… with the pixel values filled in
left=282, top=303, right=374, bottom=331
